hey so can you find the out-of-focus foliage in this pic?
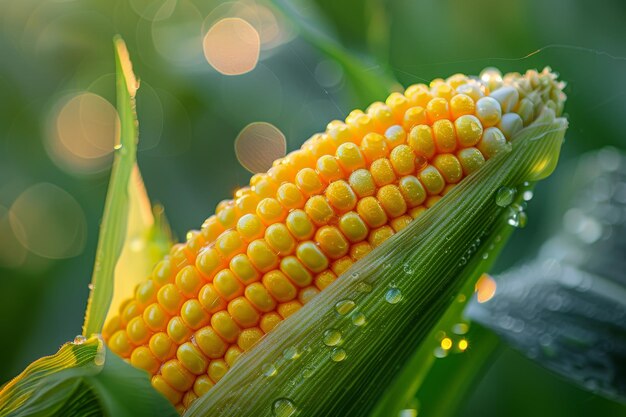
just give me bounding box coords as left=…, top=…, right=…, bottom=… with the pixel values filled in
left=0, top=0, right=625, bottom=416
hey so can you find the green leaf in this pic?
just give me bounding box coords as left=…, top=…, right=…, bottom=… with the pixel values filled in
left=0, top=337, right=178, bottom=417
left=82, top=37, right=141, bottom=337
left=269, top=0, right=398, bottom=106
left=185, top=109, right=568, bottom=417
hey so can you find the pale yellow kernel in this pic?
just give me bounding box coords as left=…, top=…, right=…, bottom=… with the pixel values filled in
left=325, top=180, right=357, bottom=212
left=389, top=144, right=416, bottom=176
left=455, top=115, right=483, bottom=147
left=349, top=169, right=376, bottom=197
left=316, top=155, right=344, bottom=183
left=457, top=147, right=486, bottom=175
left=369, top=225, right=394, bottom=247
left=263, top=270, right=297, bottom=302
left=264, top=223, right=296, bottom=255
left=450, top=93, right=475, bottom=119
left=357, top=196, right=388, bottom=228
left=276, top=183, right=305, bottom=210
left=384, top=125, right=407, bottom=149
left=279, top=256, right=313, bottom=287
left=426, top=97, right=450, bottom=122
left=213, top=269, right=244, bottom=301
left=177, top=342, right=209, bottom=375
left=361, top=132, right=389, bottom=162
left=228, top=297, right=260, bottom=328
left=390, top=215, right=412, bottom=232
left=305, top=195, right=335, bottom=225
left=285, top=209, right=315, bottom=240
left=478, top=127, right=508, bottom=159
left=399, top=175, right=427, bottom=207
left=199, top=283, right=227, bottom=314
left=476, top=97, right=502, bottom=127
left=211, top=311, right=241, bottom=343
left=432, top=119, right=457, bottom=153
left=377, top=184, right=408, bottom=218
left=315, top=226, right=350, bottom=259
left=336, top=142, right=366, bottom=172
left=295, top=168, right=325, bottom=196
left=296, top=241, right=329, bottom=273
left=245, top=282, right=277, bottom=312
left=229, top=254, right=259, bottom=285
left=195, top=326, right=227, bottom=359
left=339, top=211, right=369, bottom=242
left=432, top=154, right=463, bottom=184
left=181, top=299, right=210, bottom=330
left=418, top=165, right=446, bottom=195
left=236, top=214, right=265, bottom=242
left=402, top=106, right=428, bottom=131
left=370, top=158, right=397, bottom=186
left=408, top=125, right=436, bottom=159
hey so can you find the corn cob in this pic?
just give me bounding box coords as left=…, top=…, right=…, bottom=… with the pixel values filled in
left=102, top=67, right=565, bottom=413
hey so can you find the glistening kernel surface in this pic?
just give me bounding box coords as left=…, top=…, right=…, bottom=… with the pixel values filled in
left=103, top=67, right=566, bottom=412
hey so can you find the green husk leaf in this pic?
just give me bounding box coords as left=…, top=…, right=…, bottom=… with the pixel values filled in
left=185, top=109, right=568, bottom=417
left=269, top=0, right=398, bottom=106
left=82, top=36, right=140, bottom=337
left=0, top=337, right=178, bottom=417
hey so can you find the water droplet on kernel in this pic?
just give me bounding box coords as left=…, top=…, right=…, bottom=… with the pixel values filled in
left=335, top=299, right=356, bottom=316
left=385, top=287, right=403, bottom=304
left=330, top=348, right=347, bottom=362
left=496, top=186, right=516, bottom=207
left=73, top=335, right=87, bottom=345
left=351, top=312, right=367, bottom=327
left=262, top=363, right=277, bottom=377
left=283, top=346, right=300, bottom=360
left=355, top=281, right=372, bottom=293
left=323, top=329, right=342, bottom=346
left=272, top=398, right=297, bottom=417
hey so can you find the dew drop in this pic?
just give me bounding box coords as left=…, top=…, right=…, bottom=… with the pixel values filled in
left=355, top=281, right=373, bottom=293
left=114, top=143, right=123, bottom=150
left=323, top=329, right=342, bottom=346
left=496, top=186, right=517, bottom=207
left=482, top=253, right=489, bottom=260
left=330, top=348, right=347, bottom=362
left=507, top=207, right=521, bottom=227
left=349, top=272, right=360, bottom=280
left=385, top=287, right=403, bottom=304
left=87, top=283, right=95, bottom=291
left=452, top=323, right=469, bottom=335
left=351, top=312, right=367, bottom=327
left=458, top=256, right=467, bottom=266
left=73, top=335, right=87, bottom=345
left=262, top=363, right=277, bottom=377
left=523, top=190, right=534, bottom=201
left=94, top=349, right=105, bottom=366
left=301, top=367, right=313, bottom=379
left=335, top=299, right=356, bottom=316
left=403, top=263, right=414, bottom=274
left=433, top=347, right=448, bottom=358
left=283, top=346, right=300, bottom=360
left=272, top=398, right=297, bottom=417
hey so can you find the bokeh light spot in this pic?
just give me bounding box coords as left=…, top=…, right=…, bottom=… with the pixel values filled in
left=0, top=205, right=27, bottom=269
left=203, top=17, right=260, bottom=75
left=235, top=122, right=286, bottom=174
left=9, top=183, right=87, bottom=259
left=46, top=92, right=120, bottom=175
left=475, top=273, right=497, bottom=303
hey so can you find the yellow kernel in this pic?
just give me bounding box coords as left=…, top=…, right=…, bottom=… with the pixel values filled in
left=279, top=256, right=313, bottom=287
left=408, top=125, right=436, bottom=159
left=235, top=192, right=258, bottom=215
left=167, top=316, right=192, bottom=344
left=260, top=312, right=283, bottom=333
left=315, top=270, right=337, bottom=290
left=389, top=144, right=416, bottom=176
left=152, top=259, right=173, bottom=287
left=478, top=127, right=508, bottom=159
left=247, top=239, right=279, bottom=272
left=214, top=230, right=244, bottom=260
left=213, top=269, right=244, bottom=301
left=201, top=216, right=224, bottom=243
left=447, top=74, right=468, bottom=89
left=237, top=327, right=265, bottom=352
left=456, top=81, right=484, bottom=102
left=426, top=97, right=450, bottom=122
left=384, top=125, right=407, bottom=149
left=432, top=154, right=463, bottom=184
left=455, top=115, right=483, bottom=147
left=295, top=168, right=325, bottom=196
left=369, top=225, right=395, bottom=247
left=286, top=149, right=316, bottom=170
left=457, top=147, right=486, bottom=175
left=181, top=299, right=210, bottom=330
left=450, top=93, right=475, bottom=120
left=149, top=332, right=175, bottom=361
left=195, top=326, right=227, bottom=359
left=339, top=211, right=369, bottom=242
left=325, top=180, right=357, bottom=212
left=336, top=142, right=366, bottom=172
left=277, top=300, right=302, bottom=318
left=174, top=266, right=202, bottom=299
left=195, top=247, right=223, bottom=280
left=161, top=359, right=194, bottom=391
left=357, top=196, right=388, bottom=228
left=157, top=284, right=184, bottom=314
left=370, top=158, right=397, bottom=187
left=432, top=119, right=457, bottom=153
left=228, top=297, right=260, bottom=328
left=346, top=111, right=375, bottom=141
left=285, top=209, right=314, bottom=240
left=236, top=214, right=265, bottom=242
left=426, top=195, right=442, bottom=208
left=183, top=391, right=198, bottom=409
left=245, top=282, right=277, bottom=312
left=409, top=206, right=427, bottom=219
left=256, top=198, right=286, bottom=225
left=198, top=283, right=227, bottom=314
left=224, top=345, right=243, bottom=367
left=432, top=82, right=454, bottom=100
left=177, top=342, right=208, bottom=375
left=402, top=106, right=428, bottom=131
left=315, top=226, right=349, bottom=259
left=476, top=97, right=502, bottom=127
left=391, top=214, right=412, bottom=232
left=331, top=256, right=354, bottom=276
left=135, top=280, right=157, bottom=309
left=276, top=183, right=305, bottom=210
left=127, top=316, right=151, bottom=345
left=405, top=84, right=432, bottom=107
left=385, top=92, right=410, bottom=122
left=296, top=241, right=329, bottom=273
left=193, top=375, right=214, bottom=397
left=121, top=301, right=140, bottom=326
left=442, top=184, right=456, bottom=196
left=267, top=163, right=295, bottom=185
left=252, top=176, right=278, bottom=199
left=263, top=270, right=297, bottom=302
left=377, top=184, right=408, bottom=218
left=302, top=135, right=335, bottom=160
left=143, top=303, right=168, bottom=331
left=399, top=175, right=427, bottom=207
left=103, top=315, right=120, bottom=340
left=130, top=346, right=159, bottom=374
left=361, top=132, right=389, bottom=162
left=418, top=165, right=446, bottom=195
left=152, top=375, right=182, bottom=405
left=298, top=286, right=319, bottom=304
left=208, top=359, right=228, bottom=382
left=368, top=102, right=394, bottom=131
left=263, top=223, right=296, bottom=255
left=305, top=195, right=335, bottom=225
left=316, top=155, right=343, bottom=183
left=229, top=254, right=259, bottom=285
left=517, top=97, right=534, bottom=126
left=349, top=169, right=376, bottom=197
left=216, top=204, right=236, bottom=229
left=109, top=330, right=132, bottom=357
left=350, top=241, right=372, bottom=260
left=211, top=311, right=241, bottom=343
left=327, top=122, right=353, bottom=145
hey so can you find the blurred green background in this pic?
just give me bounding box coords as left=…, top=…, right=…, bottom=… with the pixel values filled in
left=1, top=0, right=625, bottom=415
